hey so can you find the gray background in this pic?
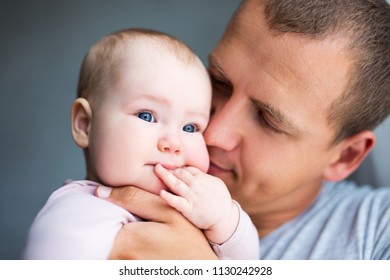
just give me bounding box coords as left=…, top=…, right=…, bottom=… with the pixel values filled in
left=0, top=0, right=389, bottom=259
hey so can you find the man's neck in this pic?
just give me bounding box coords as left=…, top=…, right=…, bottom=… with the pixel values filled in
left=251, top=181, right=323, bottom=238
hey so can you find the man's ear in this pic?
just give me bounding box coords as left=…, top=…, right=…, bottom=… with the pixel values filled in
left=323, top=130, right=376, bottom=182
left=71, top=98, right=92, bottom=148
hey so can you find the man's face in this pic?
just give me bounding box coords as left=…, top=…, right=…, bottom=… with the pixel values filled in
left=205, top=0, right=352, bottom=219
left=87, top=39, right=211, bottom=194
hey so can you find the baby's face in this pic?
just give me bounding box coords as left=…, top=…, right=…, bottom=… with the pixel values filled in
left=87, top=40, right=211, bottom=194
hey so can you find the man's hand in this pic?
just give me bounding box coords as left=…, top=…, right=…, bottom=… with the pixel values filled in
left=96, top=186, right=218, bottom=259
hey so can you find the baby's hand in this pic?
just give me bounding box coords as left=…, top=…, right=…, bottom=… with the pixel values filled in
left=154, top=164, right=239, bottom=244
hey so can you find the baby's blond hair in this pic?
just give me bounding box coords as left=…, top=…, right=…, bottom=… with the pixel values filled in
left=76, top=28, right=197, bottom=100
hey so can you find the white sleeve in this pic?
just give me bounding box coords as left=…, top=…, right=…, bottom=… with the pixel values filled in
left=210, top=201, right=260, bottom=260
left=22, top=184, right=138, bottom=259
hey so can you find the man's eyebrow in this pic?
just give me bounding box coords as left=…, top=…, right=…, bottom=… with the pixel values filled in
left=209, top=54, right=301, bottom=135
left=252, top=99, right=302, bottom=134
left=208, top=54, right=233, bottom=88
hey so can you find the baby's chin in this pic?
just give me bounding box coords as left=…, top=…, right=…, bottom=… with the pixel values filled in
left=135, top=176, right=167, bottom=195
left=102, top=175, right=166, bottom=195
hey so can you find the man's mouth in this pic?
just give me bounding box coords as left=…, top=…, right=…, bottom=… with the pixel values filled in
left=208, top=160, right=233, bottom=175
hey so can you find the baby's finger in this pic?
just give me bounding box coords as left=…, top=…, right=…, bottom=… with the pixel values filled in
left=172, top=167, right=196, bottom=186
left=182, top=166, right=201, bottom=176
left=154, top=164, right=189, bottom=197
left=160, top=189, right=190, bottom=215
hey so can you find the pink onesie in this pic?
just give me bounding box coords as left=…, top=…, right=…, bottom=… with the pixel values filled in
left=22, top=180, right=259, bottom=259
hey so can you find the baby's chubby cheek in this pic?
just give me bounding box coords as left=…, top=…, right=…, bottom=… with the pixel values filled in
left=92, top=166, right=130, bottom=187
left=189, top=150, right=210, bottom=173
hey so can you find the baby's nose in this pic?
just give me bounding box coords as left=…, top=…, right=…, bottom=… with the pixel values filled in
left=157, top=136, right=182, bottom=155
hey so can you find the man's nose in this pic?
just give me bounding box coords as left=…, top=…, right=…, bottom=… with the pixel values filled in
left=204, top=96, right=244, bottom=151
left=157, top=134, right=182, bottom=155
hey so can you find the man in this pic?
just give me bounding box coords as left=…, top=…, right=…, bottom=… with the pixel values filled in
left=97, top=0, right=390, bottom=259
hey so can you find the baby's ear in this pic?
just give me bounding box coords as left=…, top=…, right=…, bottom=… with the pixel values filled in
left=70, top=98, right=92, bottom=148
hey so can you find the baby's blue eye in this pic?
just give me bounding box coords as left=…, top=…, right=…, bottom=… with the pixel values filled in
left=183, top=124, right=196, bottom=133
left=137, top=112, right=154, bottom=122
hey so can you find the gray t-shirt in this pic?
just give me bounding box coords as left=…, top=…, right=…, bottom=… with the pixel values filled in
left=260, top=180, right=390, bottom=259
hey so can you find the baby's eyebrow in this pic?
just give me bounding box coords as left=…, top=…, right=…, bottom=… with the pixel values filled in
left=187, top=111, right=210, bottom=123
left=130, top=94, right=170, bottom=107
left=130, top=94, right=209, bottom=123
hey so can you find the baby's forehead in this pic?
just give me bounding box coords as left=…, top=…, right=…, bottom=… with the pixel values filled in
left=119, top=35, right=198, bottom=66
left=112, top=44, right=211, bottom=116
left=97, top=32, right=211, bottom=109
left=113, top=40, right=208, bottom=83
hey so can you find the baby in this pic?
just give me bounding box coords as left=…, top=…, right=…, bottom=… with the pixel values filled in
left=22, top=28, right=259, bottom=259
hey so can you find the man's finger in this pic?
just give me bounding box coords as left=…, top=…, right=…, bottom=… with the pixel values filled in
left=96, top=185, right=176, bottom=222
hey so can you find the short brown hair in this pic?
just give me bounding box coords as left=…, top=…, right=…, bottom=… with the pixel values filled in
left=76, top=28, right=196, bottom=100
left=262, top=0, right=390, bottom=144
